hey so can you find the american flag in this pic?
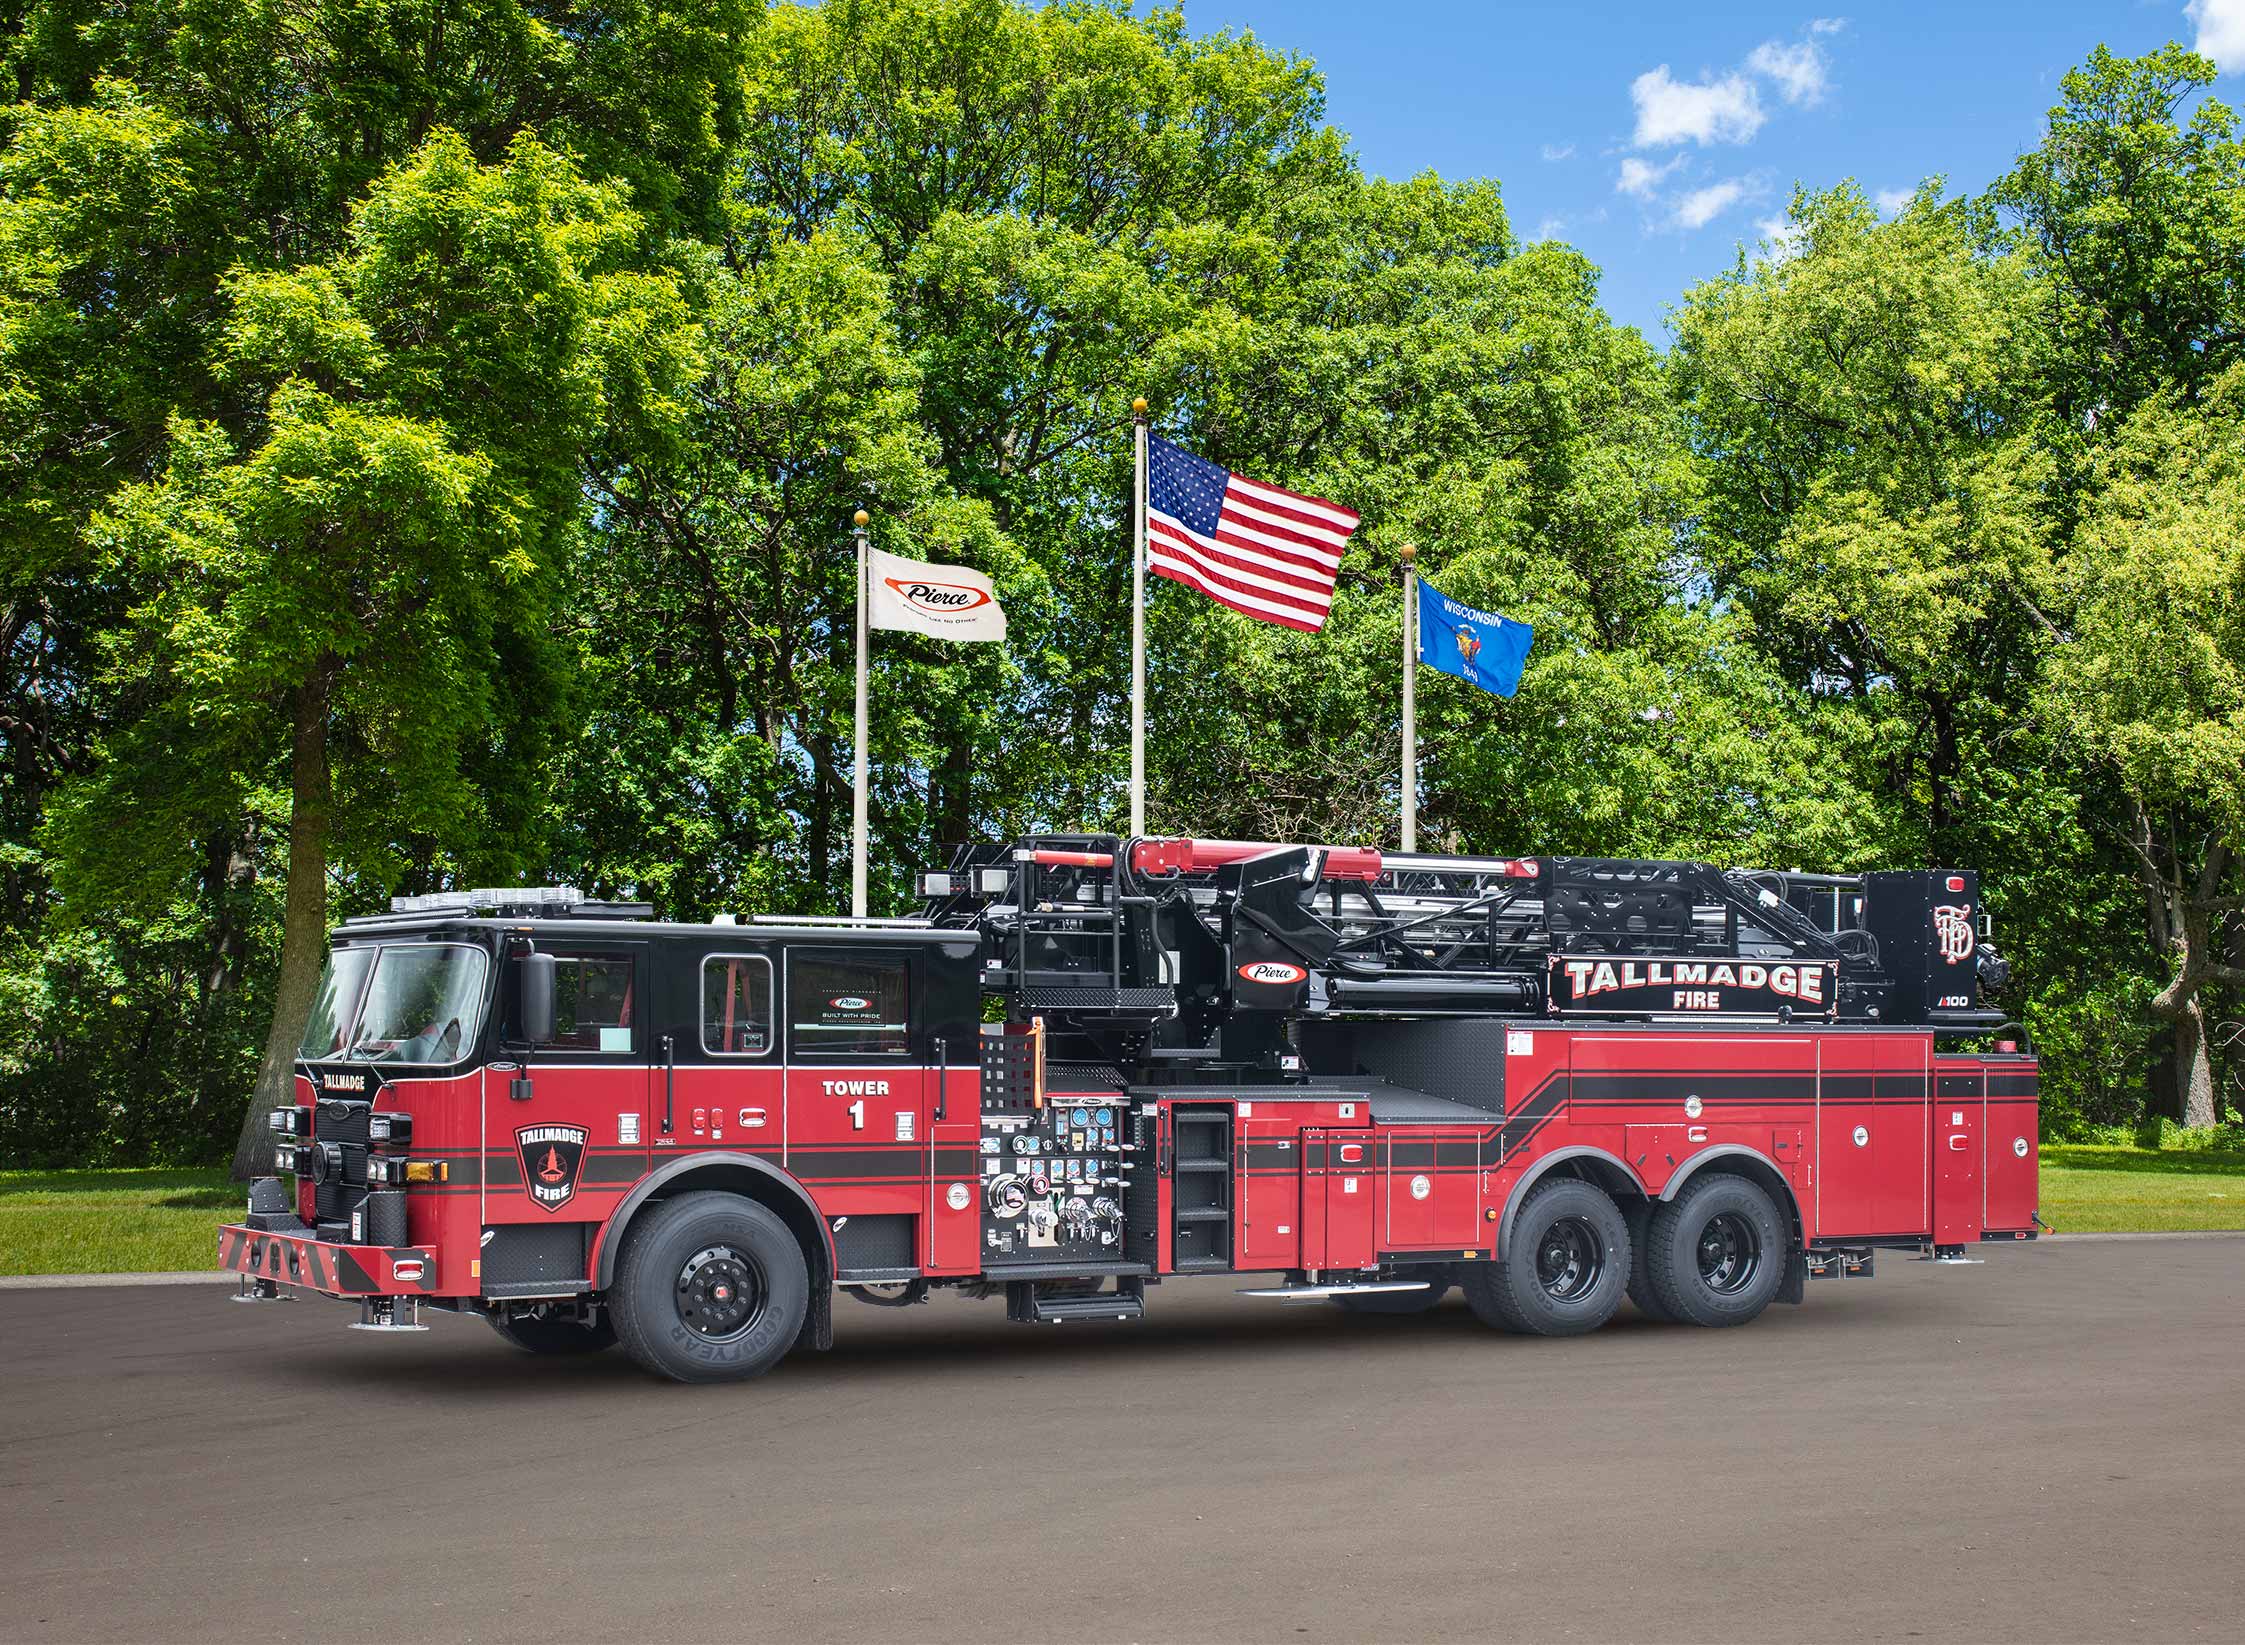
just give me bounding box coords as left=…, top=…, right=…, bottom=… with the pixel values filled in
left=1145, top=435, right=1359, bottom=633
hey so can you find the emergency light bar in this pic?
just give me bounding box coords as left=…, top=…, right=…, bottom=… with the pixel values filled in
left=388, top=886, right=582, bottom=914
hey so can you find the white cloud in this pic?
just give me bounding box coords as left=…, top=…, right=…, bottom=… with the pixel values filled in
left=1874, top=186, right=1913, bottom=217
left=1671, top=177, right=1755, bottom=230
left=1756, top=215, right=1808, bottom=261
left=1746, top=39, right=1829, bottom=106
left=1631, top=66, right=1766, bottom=147
left=1534, top=215, right=1569, bottom=240
left=1541, top=142, right=1577, bottom=162
left=1617, top=154, right=1686, bottom=197
left=2188, top=1, right=2245, bottom=73
left=1808, top=17, right=1848, bottom=36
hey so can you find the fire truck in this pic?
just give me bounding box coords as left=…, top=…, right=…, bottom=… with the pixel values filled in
left=220, top=837, right=2040, bottom=1382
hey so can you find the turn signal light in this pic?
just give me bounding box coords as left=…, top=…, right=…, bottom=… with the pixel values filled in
left=366, top=1156, right=447, bottom=1186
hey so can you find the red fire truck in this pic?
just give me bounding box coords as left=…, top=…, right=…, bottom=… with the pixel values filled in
left=220, top=837, right=2040, bottom=1382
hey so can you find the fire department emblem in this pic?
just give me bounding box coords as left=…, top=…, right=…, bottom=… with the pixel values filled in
left=1932, top=904, right=1976, bottom=965
left=516, top=1124, right=588, bottom=1213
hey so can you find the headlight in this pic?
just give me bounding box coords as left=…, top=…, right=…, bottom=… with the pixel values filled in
left=273, top=1143, right=298, bottom=1172
left=367, top=1111, right=413, bottom=1145
left=268, top=1106, right=306, bottom=1135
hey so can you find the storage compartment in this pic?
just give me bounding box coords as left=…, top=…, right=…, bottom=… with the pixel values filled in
left=1170, top=1105, right=1233, bottom=1271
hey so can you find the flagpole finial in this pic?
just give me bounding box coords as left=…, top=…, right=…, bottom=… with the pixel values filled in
left=852, top=509, right=869, bottom=528
left=1132, top=397, right=1148, bottom=418
left=1399, top=541, right=1417, bottom=565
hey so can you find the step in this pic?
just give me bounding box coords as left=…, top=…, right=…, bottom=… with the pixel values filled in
left=1006, top=1279, right=1146, bottom=1325
left=1174, top=1207, right=1231, bottom=1224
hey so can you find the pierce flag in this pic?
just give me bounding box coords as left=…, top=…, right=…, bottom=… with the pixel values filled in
left=868, top=547, right=1007, bottom=642
left=1416, top=576, right=1533, bottom=697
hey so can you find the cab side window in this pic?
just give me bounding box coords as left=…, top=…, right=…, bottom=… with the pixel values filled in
left=787, top=952, right=911, bottom=1061
left=549, top=952, right=638, bottom=1054
left=701, top=954, right=774, bottom=1056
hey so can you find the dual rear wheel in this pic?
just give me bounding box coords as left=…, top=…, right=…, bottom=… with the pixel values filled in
left=1463, top=1172, right=1787, bottom=1337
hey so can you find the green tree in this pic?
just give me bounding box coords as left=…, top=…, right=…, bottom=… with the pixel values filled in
left=1990, top=44, right=2245, bottom=432
left=48, top=130, right=697, bottom=1174
left=2044, top=365, right=2245, bottom=1128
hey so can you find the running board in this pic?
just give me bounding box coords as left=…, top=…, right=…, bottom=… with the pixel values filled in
left=1005, top=1277, right=1146, bottom=1324
left=1236, top=1280, right=1433, bottom=1301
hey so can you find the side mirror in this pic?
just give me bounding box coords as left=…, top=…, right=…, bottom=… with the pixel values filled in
left=520, top=951, right=557, bottom=1045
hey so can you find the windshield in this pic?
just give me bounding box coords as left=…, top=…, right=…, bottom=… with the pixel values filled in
left=299, top=943, right=491, bottom=1064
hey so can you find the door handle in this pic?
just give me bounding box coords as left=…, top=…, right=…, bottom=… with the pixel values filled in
left=661, top=1035, right=675, bottom=1136
left=739, top=1108, right=767, bottom=1129
left=933, top=1037, right=947, bottom=1122
left=1948, top=1134, right=1969, bottom=1151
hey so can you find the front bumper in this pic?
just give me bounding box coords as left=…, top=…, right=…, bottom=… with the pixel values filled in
left=218, top=1223, right=437, bottom=1295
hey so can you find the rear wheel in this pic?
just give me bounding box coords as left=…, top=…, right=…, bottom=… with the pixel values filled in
left=1335, top=1269, right=1452, bottom=1314
left=487, top=1306, right=617, bottom=1355
left=1463, top=1178, right=1630, bottom=1337
left=1645, top=1173, right=1788, bottom=1328
left=1623, top=1200, right=1676, bottom=1323
left=609, top=1192, right=810, bottom=1383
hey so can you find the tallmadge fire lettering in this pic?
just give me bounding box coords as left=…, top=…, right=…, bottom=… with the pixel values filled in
left=1551, top=956, right=1836, bottom=1017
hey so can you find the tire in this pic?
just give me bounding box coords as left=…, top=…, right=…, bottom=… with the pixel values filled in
left=1335, top=1270, right=1452, bottom=1314
left=487, top=1306, right=617, bottom=1355
left=1645, top=1172, right=1788, bottom=1328
left=608, top=1192, right=810, bottom=1383
left=1622, top=1199, right=1676, bottom=1323
left=1462, top=1177, right=1630, bottom=1337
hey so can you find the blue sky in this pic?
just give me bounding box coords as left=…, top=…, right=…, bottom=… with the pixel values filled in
left=1157, top=1, right=2245, bottom=341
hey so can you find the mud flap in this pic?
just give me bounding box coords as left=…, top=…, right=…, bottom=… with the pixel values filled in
left=1778, top=1245, right=1808, bottom=1305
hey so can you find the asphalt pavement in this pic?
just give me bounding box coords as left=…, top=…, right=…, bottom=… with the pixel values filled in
left=2, top=1237, right=2241, bottom=1644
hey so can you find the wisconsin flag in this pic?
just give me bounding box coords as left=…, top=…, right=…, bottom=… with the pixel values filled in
left=868, top=547, right=1007, bottom=642
left=1417, top=577, right=1533, bottom=697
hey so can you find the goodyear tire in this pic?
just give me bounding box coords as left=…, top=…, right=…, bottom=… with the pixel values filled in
left=1645, top=1173, right=1787, bottom=1328
left=487, top=1306, right=617, bottom=1355
left=1335, top=1269, right=1452, bottom=1314
left=610, top=1192, right=809, bottom=1383
left=1463, top=1178, right=1630, bottom=1337
left=1622, top=1200, right=1676, bottom=1323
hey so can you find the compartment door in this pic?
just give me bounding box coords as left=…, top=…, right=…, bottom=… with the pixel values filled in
left=1934, top=1068, right=1985, bottom=1245
left=1321, top=1131, right=1377, bottom=1271
left=1984, top=1064, right=2041, bottom=1234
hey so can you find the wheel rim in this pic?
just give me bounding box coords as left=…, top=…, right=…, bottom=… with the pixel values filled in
left=1535, top=1216, right=1606, bottom=1303
left=676, top=1244, right=768, bottom=1342
left=1696, top=1211, right=1762, bottom=1295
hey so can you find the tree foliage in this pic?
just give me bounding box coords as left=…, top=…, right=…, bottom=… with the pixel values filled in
left=1, top=5, right=2241, bottom=1163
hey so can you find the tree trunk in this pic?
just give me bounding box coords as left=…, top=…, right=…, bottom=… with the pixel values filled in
left=2174, top=993, right=2218, bottom=1130
left=230, top=677, right=332, bottom=1180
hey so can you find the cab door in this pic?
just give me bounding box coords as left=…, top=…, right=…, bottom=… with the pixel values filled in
left=782, top=947, right=928, bottom=1236
left=1934, top=1067, right=1985, bottom=1245
left=487, top=943, right=652, bottom=1230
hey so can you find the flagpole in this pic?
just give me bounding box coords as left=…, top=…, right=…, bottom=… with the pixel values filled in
left=851, top=508, right=870, bottom=919
left=1399, top=542, right=1418, bottom=852
left=1129, top=397, right=1149, bottom=838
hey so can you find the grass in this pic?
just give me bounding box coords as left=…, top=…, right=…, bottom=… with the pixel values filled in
left=0, top=1168, right=237, bottom=1276
left=2, top=1146, right=2242, bottom=1276
left=2036, top=1145, right=2245, bottom=1234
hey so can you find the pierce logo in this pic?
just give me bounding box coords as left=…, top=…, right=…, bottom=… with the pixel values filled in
left=829, top=995, right=870, bottom=1011
left=515, top=1124, right=587, bottom=1212
left=884, top=577, right=992, bottom=613
left=1932, top=904, right=1975, bottom=965
left=1237, top=961, right=1307, bottom=986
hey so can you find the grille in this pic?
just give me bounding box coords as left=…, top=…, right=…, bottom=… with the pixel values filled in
left=482, top=1224, right=590, bottom=1296
left=834, top=1214, right=915, bottom=1273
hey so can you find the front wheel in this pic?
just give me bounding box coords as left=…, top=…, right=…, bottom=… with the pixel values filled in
left=1645, top=1173, right=1787, bottom=1328
left=1463, top=1178, right=1630, bottom=1337
left=609, top=1192, right=810, bottom=1383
